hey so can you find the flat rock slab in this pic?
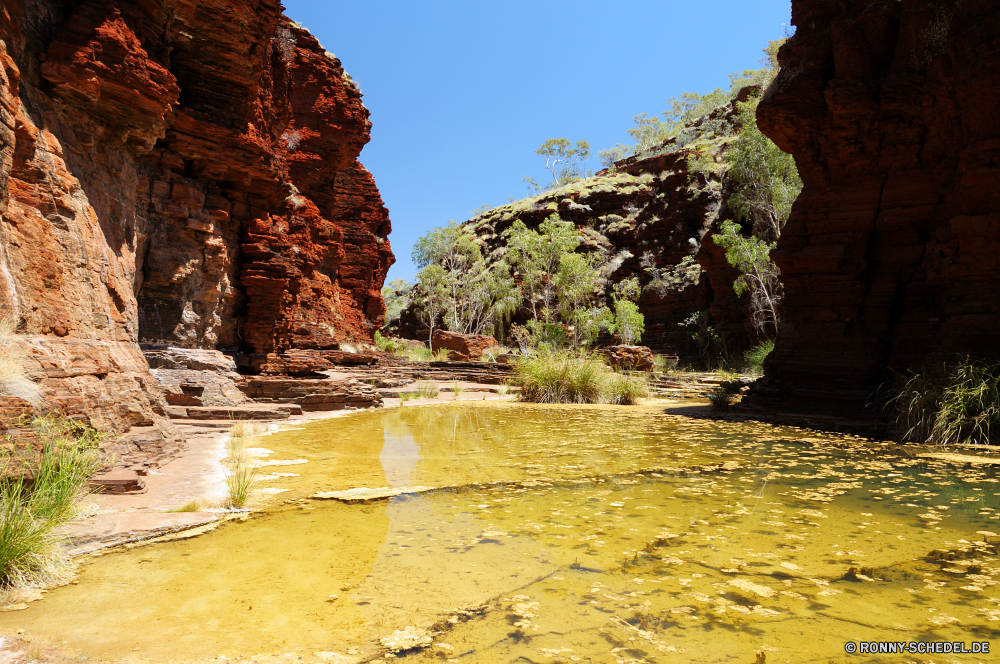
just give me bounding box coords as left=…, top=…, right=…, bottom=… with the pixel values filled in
left=89, top=467, right=146, bottom=494
left=59, top=511, right=218, bottom=554
left=181, top=405, right=300, bottom=420
left=312, top=486, right=436, bottom=502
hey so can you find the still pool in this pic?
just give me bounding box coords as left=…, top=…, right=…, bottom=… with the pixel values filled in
left=3, top=402, right=1000, bottom=663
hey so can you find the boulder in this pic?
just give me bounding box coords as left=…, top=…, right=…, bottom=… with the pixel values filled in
left=143, top=347, right=237, bottom=373
left=432, top=330, right=498, bottom=361
left=600, top=345, right=655, bottom=372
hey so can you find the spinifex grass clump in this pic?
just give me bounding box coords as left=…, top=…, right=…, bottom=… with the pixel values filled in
left=0, top=415, right=105, bottom=587
left=742, top=339, right=774, bottom=375
left=888, top=357, right=1000, bottom=445
left=708, top=385, right=735, bottom=411
left=224, top=427, right=260, bottom=508
left=512, top=351, right=648, bottom=405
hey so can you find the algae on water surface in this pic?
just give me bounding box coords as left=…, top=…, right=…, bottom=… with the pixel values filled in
left=1, top=403, right=999, bottom=662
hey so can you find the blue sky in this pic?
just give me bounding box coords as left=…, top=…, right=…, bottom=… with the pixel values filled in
left=281, top=0, right=793, bottom=283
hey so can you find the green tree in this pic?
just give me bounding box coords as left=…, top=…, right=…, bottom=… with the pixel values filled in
left=555, top=252, right=611, bottom=347
left=412, top=221, right=520, bottom=339
left=607, top=278, right=645, bottom=345
left=712, top=220, right=781, bottom=333
left=533, top=138, right=591, bottom=188
left=506, top=214, right=581, bottom=324
left=380, top=279, right=413, bottom=328
left=725, top=94, right=802, bottom=242
left=414, top=264, right=449, bottom=346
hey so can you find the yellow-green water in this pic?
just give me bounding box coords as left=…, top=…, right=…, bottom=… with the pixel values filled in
left=4, top=402, right=1000, bottom=663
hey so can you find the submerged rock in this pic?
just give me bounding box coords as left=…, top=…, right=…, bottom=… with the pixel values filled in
left=379, top=626, right=433, bottom=652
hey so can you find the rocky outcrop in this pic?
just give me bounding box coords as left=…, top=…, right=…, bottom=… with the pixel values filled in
left=600, top=345, right=655, bottom=372
left=0, top=0, right=393, bottom=431
left=747, top=0, right=1000, bottom=417
left=431, top=330, right=498, bottom=361
left=397, top=97, right=757, bottom=363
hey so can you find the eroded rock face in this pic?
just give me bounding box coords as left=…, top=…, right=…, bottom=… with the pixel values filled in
left=600, top=345, right=655, bottom=372
left=432, top=330, right=498, bottom=362
left=397, top=96, right=755, bottom=363
left=748, top=0, right=1000, bottom=417
left=0, top=1, right=393, bottom=430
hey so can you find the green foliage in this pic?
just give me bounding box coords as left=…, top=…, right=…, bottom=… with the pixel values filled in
left=380, top=279, right=413, bottom=328
left=0, top=415, right=105, bottom=586
left=742, top=339, right=774, bottom=375
left=887, top=358, right=1000, bottom=445
left=506, top=214, right=581, bottom=324
left=726, top=96, right=802, bottom=242
left=530, top=139, right=591, bottom=189
left=413, top=220, right=520, bottom=341
left=606, top=278, right=644, bottom=346
left=374, top=330, right=407, bottom=355
left=712, top=220, right=781, bottom=333
left=641, top=253, right=702, bottom=296
left=707, top=386, right=735, bottom=411
left=512, top=351, right=648, bottom=405
left=597, top=39, right=786, bottom=165
left=681, top=311, right=731, bottom=370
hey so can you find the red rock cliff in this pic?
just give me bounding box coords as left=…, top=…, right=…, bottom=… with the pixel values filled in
left=0, top=0, right=394, bottom=430
left=748, top=0, right=1000, bottom=417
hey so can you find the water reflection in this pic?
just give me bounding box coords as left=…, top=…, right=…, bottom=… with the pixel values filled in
left=1, top=403, right=999, bottom=662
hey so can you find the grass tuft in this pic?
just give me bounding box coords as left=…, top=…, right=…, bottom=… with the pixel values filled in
left=887, top=357, right=1000, bottom=445
left=229, top=420, right=264, bottom=440
left=742, top=339, right=774, bottom=375
left=512, top=351, right=648, bottom=405
left=0, top=415, right=105, bottom=587
left=451, top=382, right=466, bottom=396
left=169, top=499, right=202, bottom=513
left=707, top=386, right=735, bottom=411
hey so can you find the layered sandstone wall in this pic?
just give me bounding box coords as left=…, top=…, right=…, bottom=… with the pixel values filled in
left=748, top=0, right=1000, bottom=417
left=0, top=0, right=393, bottom=431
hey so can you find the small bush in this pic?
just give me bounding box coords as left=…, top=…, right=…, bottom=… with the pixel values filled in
left=512, top=351, right=648, bottom=405
left=417, top=383, right=440, bottom=399
left=403, top=345, right=434, bottom=362
left=374, top=330, right=407, bottom=355
left=451, top=382, right=466, bottom=396
left=604, top=371, right=650, bottom=405
left=433, top=349, right=451, bottom=362
left=743, top=339, right=774, bottom=375
left=0, top=416, right=105, bottom=587
left=887, top=357, right=1000, bottom=445
left=707, top=386, right=734, bottom=411
left=230, top=420, right=264, bottom=440
left=169, top=499, right=201, bottom=513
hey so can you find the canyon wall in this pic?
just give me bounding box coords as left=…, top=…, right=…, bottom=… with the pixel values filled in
left=748, top=0, right=1000, bottom=417
left=0, top=0, right=393, bottom=432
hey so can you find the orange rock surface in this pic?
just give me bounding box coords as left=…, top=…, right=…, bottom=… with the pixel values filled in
left=0, top=0, right=393, bottom=431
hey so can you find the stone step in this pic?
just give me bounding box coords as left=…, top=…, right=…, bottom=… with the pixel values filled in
left=89, top=467, right=146, bottom=494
